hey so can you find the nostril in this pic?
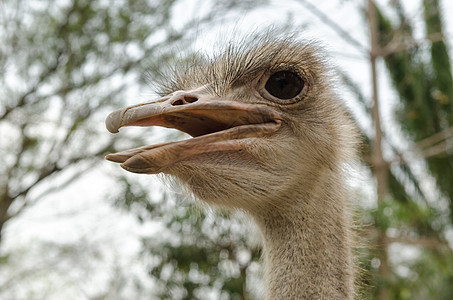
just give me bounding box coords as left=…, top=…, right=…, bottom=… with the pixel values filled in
left=172, top=99, right=184, bottom=106
left=185, top=96, right=198, bottom=103
left=171, top=96, right=198, bottom=106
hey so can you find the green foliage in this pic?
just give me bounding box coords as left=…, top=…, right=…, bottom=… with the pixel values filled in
left=341, top=1, right=453, bottom=299
left=356, top=197, right=453, bottom=300
left=371, top=0, right=453, bottom=296
left=373, top=197, right=438, bottom=234
left=377, top=0, right=453, bottom=208
left=0, top=0, right=193, bottom=243
left=111, top=176, right=262, bottom=299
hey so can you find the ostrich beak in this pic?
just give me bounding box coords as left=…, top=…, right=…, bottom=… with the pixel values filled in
left=105, top=93, right=282, bottom=174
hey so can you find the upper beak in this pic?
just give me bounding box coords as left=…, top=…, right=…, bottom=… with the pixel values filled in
left=105, top=91, right=281, bottom=174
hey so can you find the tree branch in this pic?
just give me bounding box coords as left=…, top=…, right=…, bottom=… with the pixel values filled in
left=0, top=50, right=64, bottom=121
left=385, top=236, right=453, bottom=254
left=416, top=125, right=453, bottom=150
left=381, top=32, right=445, bottom=57
left=365, top=229, right=452, bottom=252
left=7, top=140, right=115, bottom=220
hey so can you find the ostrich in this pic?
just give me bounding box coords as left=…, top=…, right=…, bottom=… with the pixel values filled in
left=105, top=33, right=359, bottom=299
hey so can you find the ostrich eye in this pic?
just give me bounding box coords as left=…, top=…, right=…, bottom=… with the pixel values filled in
left=265, top=71, right=304, bottom=99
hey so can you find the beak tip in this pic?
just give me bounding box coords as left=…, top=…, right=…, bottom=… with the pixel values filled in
left=105, top=109, right=124, bottom=133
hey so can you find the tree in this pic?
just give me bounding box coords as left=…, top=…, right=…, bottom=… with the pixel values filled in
left=342, top=0, right=453, bottom=298
left=0, top=0, right=257, bottom=245
left=0, top=0, right=172, bottom=243
left=111, top=176, right=263, bottom=299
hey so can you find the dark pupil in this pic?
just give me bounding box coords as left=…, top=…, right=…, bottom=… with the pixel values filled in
left=265, top=71, right=303, bottom=99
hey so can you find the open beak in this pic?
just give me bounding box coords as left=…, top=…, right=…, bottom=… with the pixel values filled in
left=105, top=93, right=281, bottom=174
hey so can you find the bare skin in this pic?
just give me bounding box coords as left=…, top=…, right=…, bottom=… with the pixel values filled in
left=106, top=33, right=358, bottom=299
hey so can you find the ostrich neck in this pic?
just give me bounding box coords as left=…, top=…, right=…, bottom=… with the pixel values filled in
left=251, top=173, right=354, bottom=299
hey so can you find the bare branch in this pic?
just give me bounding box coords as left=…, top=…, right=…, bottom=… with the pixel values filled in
left=384, top=126, right=453, bottom=165
left=421, top=139, right=453, bottom=159
left=416, top=126, right=453, bottom=150
left=0, top=50, right=64, bottom=121
left=7, top=140, right=115, bottom=220
left=381, top=32, right=445, bottom=57
left=9, top=162, right=93, bottom=219
left=385, top=236, right=453, bottom=253
left=364, top=229, right=452, bottom=252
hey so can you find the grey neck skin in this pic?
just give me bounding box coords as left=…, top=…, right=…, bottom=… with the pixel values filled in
left=250, top=175, right=354, bottom=299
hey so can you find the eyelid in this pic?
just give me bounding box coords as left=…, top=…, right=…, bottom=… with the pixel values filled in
left=255, top=69, right=308, bottom=105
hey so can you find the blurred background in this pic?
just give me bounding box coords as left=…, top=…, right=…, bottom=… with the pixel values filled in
left=1, top=0, right=453, bottom=299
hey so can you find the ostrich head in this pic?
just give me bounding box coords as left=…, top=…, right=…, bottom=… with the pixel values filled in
left=106, top=34, right=356, bottom=212
left=106, top=33, right=359, bottom=299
